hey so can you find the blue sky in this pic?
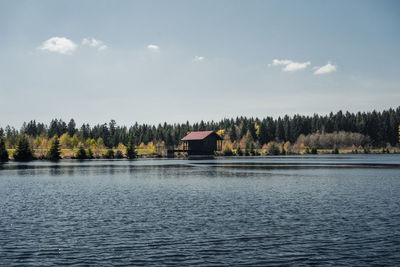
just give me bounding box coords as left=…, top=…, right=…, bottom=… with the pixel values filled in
left=1, top=0, right=399, bottom=127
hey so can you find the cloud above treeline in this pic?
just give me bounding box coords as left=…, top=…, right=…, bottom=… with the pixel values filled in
left=37, top=38, right=339, bottom=76
left=313, top=62, right=337, bottom=75
left=271, top=59, right=311, bottom=72
left=270, top=59, right=337, bottom=74
left=38, top=37, right=77, bottom=54
left=82, top=38, right=108, bottom=51
left=38, top=36, right=107, bottom=54
left=147, top=44, right=160, bottom=52
left=193, top=56, right=205, bottom=62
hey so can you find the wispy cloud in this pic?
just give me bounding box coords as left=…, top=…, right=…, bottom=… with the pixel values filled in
left=82, top=38, right=108, bottom=51
left=271, top=59, right=311, bottom=72
left=193, top=56, right=205, bottom=62
left=147, top=44, right=160, bottom=52
left=314, top=62, right=337, bottom=75
left=38, top=37, right=77, bottom=54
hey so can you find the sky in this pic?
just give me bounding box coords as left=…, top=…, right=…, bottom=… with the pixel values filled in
left=1, top=0, right=399, bottom=128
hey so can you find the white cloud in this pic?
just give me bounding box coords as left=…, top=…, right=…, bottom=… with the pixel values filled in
left=82, top=38, right=108, bottom=51
left=147, top=44, right=160, bottom=52
left=38, top=37, right=77, bottom=54
left=314, top=62, right=337, bottom=75
left=193, top=56, right=205, bottom=62
left=272, top=59, right=293, bottom=66
left=270, top=59, right=311, bottom=72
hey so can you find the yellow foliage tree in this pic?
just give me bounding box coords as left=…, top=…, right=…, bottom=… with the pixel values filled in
left=34, top=136, right=42, bottom=149
left=284, top=141, right=291, bottom=153
left=71, top=134, right=79, bottom=148
left=97, top=138, right=105, bottom=149
left=255, top=123, right=260, bottom=136
left=117, top=142, right=126, bottom=151
left=59, top=133, right=72, bottom=149
left=147, top=142, right=156, bottom=153
left=89, top=138, right=97, bottom=148
left=216, top=129, right=225, bottom=137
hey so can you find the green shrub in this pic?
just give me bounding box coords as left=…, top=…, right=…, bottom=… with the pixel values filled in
left=267, top=143, right=280, bottom=155
left=223, top=148, right=233, bottom=156
left=76, top=146, right=87, bottom=159
left=311, top=146, right=318, bottom=154
left=236, top=147, right=243, bottom=156
left=115, top=150, right=124, bottom=159
left=87, top=148, right=94, bottom=159
left=104, top=149, right=114, bottom=159
left=0, top=138, right=8, bottom=162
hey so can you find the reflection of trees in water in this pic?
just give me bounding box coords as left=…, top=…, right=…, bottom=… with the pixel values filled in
left=49, top=166, right=62, bottom=176
left=67, top=167, right=75, bottom=176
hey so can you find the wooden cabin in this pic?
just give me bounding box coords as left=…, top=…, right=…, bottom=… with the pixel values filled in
left=181, top=131, right=222, bottom=155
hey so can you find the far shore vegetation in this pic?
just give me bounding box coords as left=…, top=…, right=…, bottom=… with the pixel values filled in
left=1, top=106, right=400, bottom=161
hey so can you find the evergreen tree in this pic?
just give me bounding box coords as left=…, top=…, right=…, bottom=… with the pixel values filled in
left=0, top=138, right=9, bottom=162
left=236, top=147, right=243, bottom=156
left=126, top=137, right=137, bottom=159
left=258, top=121, right=268, bottom=145
left=47, top=136, right=61, bottom=161
left=332, top=146, right=339, bottom=154
left=76, top=146, right=87, bottom=160
left=104, top=149, right=115, bottom=159
left=115, top=150, right=124, bottom=159
left=13, top=136, right=34, bottom=161
left=229, top=126, right=237, bottom=142
left=311, top=146, right=318, bottom=154
left=275, top=117, right=285, bottom=141
left=67, top=119, right=76, bottom=136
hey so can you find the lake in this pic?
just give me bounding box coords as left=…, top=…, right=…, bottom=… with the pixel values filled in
left=1, top=155, right=399, bottom=265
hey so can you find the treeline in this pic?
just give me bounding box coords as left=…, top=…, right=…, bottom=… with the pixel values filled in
left=1, top=107, right=399, bottom=150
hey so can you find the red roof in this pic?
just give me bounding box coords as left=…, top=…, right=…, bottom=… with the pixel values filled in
left=181, top=131, right=215, bottom=141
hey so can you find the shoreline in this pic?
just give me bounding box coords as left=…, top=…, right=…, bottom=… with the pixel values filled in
left=2, top=149, right=399, bottom=162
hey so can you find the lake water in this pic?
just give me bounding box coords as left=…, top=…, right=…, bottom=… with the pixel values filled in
left=1, top=155, right=399, bottom=266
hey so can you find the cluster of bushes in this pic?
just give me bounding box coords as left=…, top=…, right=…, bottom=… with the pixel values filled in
left=296, top=131, right=370, bottom=149
left=0, top=135, right=138, bottom=162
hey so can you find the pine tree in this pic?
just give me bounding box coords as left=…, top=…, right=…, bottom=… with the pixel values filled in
left=67, top=119, right=76, bottom=136
left=76, top=146, right=87, bottom=160
left=229, top=126, right=237, bottom=142
left=13, top=136, right=34, bottom=161
left=275, top=117, right=285, bottom=141
left=0, top=138, right=9, bottom=162
left=126, top=136, right=137, bottom=159
left=115, top=150, right=124, bottom=159
left=104, top=149, right=114, bottom=159
left=236, top=147, right=243, bottom=156
left=47, top=136, right=61, bottom=161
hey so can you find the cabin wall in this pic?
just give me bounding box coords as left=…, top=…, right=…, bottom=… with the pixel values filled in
left=187, top=135, right=217, bottom=155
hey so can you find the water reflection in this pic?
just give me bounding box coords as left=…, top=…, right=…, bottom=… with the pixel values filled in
left=0, top=155, right=399, bottom=178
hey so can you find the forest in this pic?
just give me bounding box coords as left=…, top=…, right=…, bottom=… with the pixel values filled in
left=0, top=106, right=399, bottom=160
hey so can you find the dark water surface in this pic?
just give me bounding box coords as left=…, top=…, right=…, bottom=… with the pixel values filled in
left=1, top=155, right=400, bottom=266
